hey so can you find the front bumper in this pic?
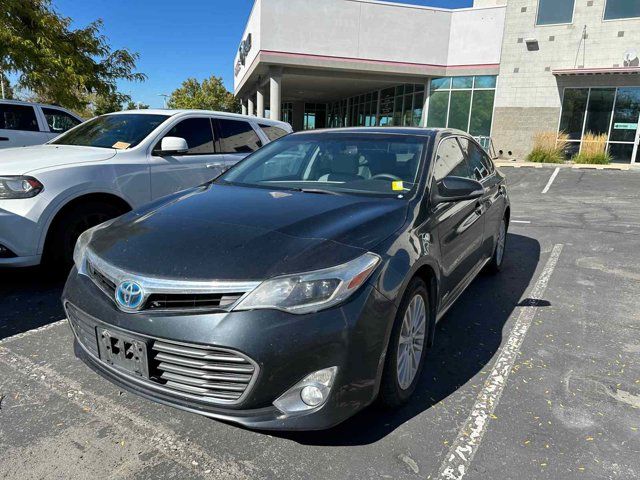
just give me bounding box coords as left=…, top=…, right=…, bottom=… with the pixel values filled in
left=63, top=268, right=397, bottom=431
left=0, top=199, right=44, bottom=267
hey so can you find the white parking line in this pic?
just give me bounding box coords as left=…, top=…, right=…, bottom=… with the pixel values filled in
left=437, top=244, right=564, bottom=480
left=511, top=220, right=531, bottom=224
left=541, top=167, right=560, bottom=194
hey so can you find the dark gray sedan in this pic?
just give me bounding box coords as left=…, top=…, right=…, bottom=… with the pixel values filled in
left=63, top=128, right=510, bottom=431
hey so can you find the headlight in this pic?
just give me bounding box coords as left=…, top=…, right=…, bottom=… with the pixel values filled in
left=234, top=252, right=381, bottom=314
left=72, top=218, right=117, bottom=267
left=0, top=176, right=44, bottom=199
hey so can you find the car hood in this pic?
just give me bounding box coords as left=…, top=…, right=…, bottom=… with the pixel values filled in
left=0, top=145, right=117, bottom=175
left=89, top=184, right=409, bottom=281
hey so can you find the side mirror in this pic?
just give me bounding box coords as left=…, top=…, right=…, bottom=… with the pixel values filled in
left=157, top=136, right=189, bottom=155
left=432, top=176, right=484, bottom=205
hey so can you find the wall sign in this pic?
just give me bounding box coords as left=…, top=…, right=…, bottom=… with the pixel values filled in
left=234, top=33, right=252, bottom=76
left=614, top=122, right=638, bottom=130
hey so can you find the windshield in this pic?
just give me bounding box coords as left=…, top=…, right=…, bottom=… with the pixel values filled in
left=217, top=133, right=427, bottom=197
left=52, top=113, right=170, bottom=149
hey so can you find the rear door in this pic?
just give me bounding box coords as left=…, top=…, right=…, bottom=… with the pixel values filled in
left=40, top=106, right=82, bottom=140
left=432, top=136, right=487, bottom=304
left=0, top=103, right=47, bottom=148
left=458, top=137, right=505, bottom=259
left=214, top=118, right=263, bottom=169
left=149, top=117, right=219, bottom=199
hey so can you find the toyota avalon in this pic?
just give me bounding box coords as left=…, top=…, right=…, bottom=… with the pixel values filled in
left=63, top=128, right=510, bottom=431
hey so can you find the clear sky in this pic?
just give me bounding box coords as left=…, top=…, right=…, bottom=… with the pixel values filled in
left=51, top=0, right=473, bottom=108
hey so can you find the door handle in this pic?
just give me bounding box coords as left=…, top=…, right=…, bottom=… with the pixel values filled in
left=206, top=163, right=225, bottom=169
left=475, top=202, right=484, bottom=216
left=0, top=137, right=9, bottom=141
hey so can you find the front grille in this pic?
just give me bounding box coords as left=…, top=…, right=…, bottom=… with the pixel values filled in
left=87, top=261, right=116, bottom=298
left=150, top=341, right=256, bottom=402
left=85, top=260, right=250, bottom=313
left=66, top=303, right=258, bottom=404
left=145, top=293, right=244, bottom=311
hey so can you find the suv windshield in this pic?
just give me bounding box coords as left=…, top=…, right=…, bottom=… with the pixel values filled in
left=217, top=133, right=426, bottom=197
left=52, top=113, right=170, bottom=149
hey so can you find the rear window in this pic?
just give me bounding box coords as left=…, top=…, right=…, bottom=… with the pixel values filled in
left=259, top=124, right=289, bottom=142
left=217, top=119, right=262, bottom=153
left=0, top=104, right=39, bottom=132
left=42, top=107, right=81, bottom=133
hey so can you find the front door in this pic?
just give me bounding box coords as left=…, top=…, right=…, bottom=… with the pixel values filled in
left=432, top=136, right=486, bottom=303
left=150, top=117, right=221, bottom=199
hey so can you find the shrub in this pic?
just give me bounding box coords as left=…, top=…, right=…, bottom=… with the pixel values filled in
left=572, top=133, right=611, bottom=165
left=527, top=131, right=568, bottom=163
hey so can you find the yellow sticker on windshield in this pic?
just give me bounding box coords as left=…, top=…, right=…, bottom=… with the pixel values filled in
left=112, top=141, right=131, bottom=150
left=392, top=181, right=404, bottom=191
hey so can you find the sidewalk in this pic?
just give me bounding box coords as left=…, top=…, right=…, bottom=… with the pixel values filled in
left=494, top=160, right=635, bottom=171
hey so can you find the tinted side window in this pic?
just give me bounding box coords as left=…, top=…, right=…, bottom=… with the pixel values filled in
left=259, top=124, right=289, bottom=142
left=458, top=137, right=492, bottom=181
left=163, top=118, right=214, bottom=154
left=218, top=119, right=262, bottom=153
left=42, top=107, right=81, bottom=133
left=0, top=104, right=39, bottom=132
left=434, top=137, right=470, bottom=181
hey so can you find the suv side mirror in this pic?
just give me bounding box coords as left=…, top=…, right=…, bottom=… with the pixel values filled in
left=432, top=176, right=484, bottom=205
left=157, top=136, right=189, bottom=155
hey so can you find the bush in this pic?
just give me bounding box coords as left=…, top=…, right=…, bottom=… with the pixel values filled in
left=572, top=133, right=611, bottom=165
left=527, top=131, right=568, bottom=163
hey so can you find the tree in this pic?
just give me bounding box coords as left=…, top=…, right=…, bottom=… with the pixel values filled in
left=0, top=72, right=14, bottom=99
left=0, top=0, right=145, bottom=111
left=124, top=100, right=150, bottom=111
left=168, top=76, right=239, bottom=112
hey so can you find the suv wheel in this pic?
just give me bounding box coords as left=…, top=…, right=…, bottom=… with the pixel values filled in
left=379, top=278, right=430, bottom=408
left=44, top=201, right=123, bottom=272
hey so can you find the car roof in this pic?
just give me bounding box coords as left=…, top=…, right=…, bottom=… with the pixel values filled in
left=289, top=127, right=468, bottom=138
left=0, top=98, right=74, bottom=111
left=108, top=109, right=290, bottom=128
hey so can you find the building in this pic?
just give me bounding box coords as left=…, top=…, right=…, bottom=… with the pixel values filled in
left=234, top=0, right=640, bottom=164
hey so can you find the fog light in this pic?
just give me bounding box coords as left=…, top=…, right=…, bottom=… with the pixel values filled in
left=273, top=366, right=338, bottom=416
left=0, top=244, right=16, bottom=259
left=300, top=385, right=324, bottom=407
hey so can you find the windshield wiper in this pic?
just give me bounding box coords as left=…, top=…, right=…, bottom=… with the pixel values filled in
left=295, top=188, right=344, bottom=196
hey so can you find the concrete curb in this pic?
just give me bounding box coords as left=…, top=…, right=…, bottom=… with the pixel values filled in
left=495, top=161, right=633, bottom=171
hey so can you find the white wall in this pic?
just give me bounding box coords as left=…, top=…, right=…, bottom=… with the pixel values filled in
left=234, top=0, right=506, bottom=91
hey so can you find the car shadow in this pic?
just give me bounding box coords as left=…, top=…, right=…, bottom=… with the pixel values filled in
left=273, top=232, right=541, bottom=446
left=0, top=267, right=67, bottom=340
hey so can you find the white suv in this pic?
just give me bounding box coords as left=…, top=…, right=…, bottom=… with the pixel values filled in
left=1, top=99, right=83, bottom=148
left=0, top=109, right=292, bottom=267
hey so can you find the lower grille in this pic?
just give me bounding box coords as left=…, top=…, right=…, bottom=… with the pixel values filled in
left=150, top=341, right=256, bottom=402
left=66, top=303, right=258, bottom=404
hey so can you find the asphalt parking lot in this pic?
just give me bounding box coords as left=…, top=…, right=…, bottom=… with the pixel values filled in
left=1, top=166, right=639, bottom=480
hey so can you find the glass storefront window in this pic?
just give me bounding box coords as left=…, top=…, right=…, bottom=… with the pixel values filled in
left=427, top=91, right=449, bottom=128
left=604, top=0, right=640, bottom=20
left=448, top=91, right=472, bottom=131
left=469, top=90, right=495, bottom=136
left=474, top=76, right=497, bottom=89
left=584, top=88, right=615, bottom=136
left=452, top=77, right=473, bottom=90
left=536, top=0, right=575, bottom=25
left=559, top=89, right=588, bottom=141
left=413, top=92, right=424, bottom=127
left=558, top=87, right=640, bottom=164
left=431, top=78, right=451, bottom=91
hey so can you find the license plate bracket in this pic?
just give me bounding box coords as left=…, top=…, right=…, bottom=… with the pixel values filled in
left=97, top=328, right=149, bottom=378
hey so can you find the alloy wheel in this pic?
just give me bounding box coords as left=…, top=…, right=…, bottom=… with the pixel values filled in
left=396, top=294, right=427, bottom=390
left=496, top=219, right=506, bottom=266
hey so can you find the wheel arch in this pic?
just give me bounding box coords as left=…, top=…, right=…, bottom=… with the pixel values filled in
left=40, top=192, right=132, bottom=255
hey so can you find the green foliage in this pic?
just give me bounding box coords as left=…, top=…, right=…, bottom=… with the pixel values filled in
left=572, top=152, right=611, bottom=165
left=168, top=76, right=240, bottom=112
left=124, top=100, right=150, bottom=111
left=0, top=72, right=14, bottom=99
left=0, top=0, right=145, bottom=111
left=527, top=148, right=565, bottom=164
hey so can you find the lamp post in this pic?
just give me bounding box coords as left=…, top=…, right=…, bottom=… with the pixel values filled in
left=158, top=93, right=169, bottom=109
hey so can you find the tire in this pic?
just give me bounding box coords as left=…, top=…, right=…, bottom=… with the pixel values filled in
left=379, top=277, right=430, bottom=408
left=485, top=215, right=508, bottom=274
left=43, top=201, right=124, bottom=272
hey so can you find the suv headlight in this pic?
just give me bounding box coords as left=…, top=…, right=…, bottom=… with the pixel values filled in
left=0, top=176, right=44, bottom=199
left=234, top=252, right=381, bottom=314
